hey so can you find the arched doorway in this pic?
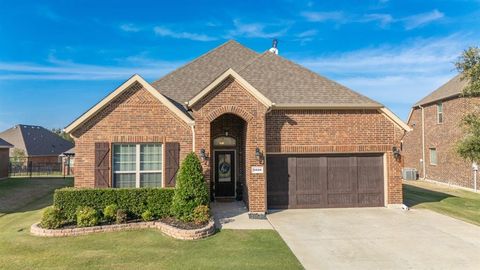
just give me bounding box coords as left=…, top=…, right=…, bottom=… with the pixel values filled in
left=210, top=113, right=246, bottom=200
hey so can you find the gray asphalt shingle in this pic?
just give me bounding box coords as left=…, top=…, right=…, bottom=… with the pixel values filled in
left=151, top=40, right=383, bottom=108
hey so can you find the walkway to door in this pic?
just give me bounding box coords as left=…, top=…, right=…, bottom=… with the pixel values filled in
left=211, top=201, right=272, bottom=230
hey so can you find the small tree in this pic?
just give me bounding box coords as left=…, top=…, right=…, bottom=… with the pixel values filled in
left=11, top=148, right=26, bottom=163
left=455, top=46, right=480, bottom=164
left=51, top=128, right=74, bottom=143
left=171, top=152, right=209, bottom=222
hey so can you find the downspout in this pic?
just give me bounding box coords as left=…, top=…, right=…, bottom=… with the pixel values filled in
left=190, top=125, right=195, bottom=153
left=420, top=105, right=426, bottom=179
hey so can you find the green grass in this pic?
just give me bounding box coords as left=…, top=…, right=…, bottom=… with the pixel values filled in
left=0, top=178, right=302, bottom=270
left=403, top=181, right=480, bottom=226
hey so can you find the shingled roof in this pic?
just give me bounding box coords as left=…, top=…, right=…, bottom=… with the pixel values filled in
left=414, top=74, right=467, bottom=107
left=0, top=125, right=74, bottom=156
left=0, top=138, right=13, bottom=148
left=152, top=40, right=259, bottom=104
left=152, top=40, right=382, bottom=108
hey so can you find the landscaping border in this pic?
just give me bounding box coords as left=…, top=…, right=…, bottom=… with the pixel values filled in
left=30, top=219, right=215, bottom=240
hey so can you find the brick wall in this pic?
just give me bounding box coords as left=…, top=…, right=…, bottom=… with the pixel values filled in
left=0, top=148, right=9, bottom=179
left=266, top=109, right=405, bottom=204
left=403, top=97, right=480, bottom=189
left=71, top=82, right=193, bottom=188
left=72, top=77, right=406, bottom=210
left=191, top=76, right=267, bottom=212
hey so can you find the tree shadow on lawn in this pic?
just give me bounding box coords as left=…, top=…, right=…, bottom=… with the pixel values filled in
left=403, top=183, right=455, bottom=207
left=0, top=177, right=73, bottom=216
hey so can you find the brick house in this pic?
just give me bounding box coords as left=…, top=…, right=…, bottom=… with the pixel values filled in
left=0, top=124, right=74, bottom=166
left=403, top=75, right=480, bottom=190
left=0, top=138, right=13, bottom=179
left=65, top=40, right=409, bottom=215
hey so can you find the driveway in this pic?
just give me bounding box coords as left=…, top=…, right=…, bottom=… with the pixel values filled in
left=268, top=208, right=480, bottom=270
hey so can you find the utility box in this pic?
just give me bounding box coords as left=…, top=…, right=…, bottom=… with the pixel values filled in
left=402, top=168, right=418, bottom=180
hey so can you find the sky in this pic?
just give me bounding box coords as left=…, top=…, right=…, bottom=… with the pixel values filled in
left=0, top=0, right=479, bottom=131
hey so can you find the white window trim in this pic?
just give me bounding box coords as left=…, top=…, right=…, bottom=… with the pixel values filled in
left=429, top=148, right=437, bottom=165
left=437, top=102, right=443, bottom=124
left=113, top=144, right=163, bottom=188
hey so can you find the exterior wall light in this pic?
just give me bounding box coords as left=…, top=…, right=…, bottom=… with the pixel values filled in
left=392, top=146, right=401, bottom=159
left=255, top=147, right=263, bottom=163
left=199, top=148, right=207, bottom=162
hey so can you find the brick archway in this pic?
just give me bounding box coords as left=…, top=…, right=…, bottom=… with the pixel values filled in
left=206, top=105, right=255, bottom=123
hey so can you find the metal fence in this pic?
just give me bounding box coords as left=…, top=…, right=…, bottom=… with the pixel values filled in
left=8, top=158, right=72, bottom=177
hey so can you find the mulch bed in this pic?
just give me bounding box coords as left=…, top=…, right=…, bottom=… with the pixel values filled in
left=160, top=217, right=207, bottom=230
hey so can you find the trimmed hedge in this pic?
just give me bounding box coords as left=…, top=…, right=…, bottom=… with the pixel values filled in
left=54, top=188, right=175, bottom=222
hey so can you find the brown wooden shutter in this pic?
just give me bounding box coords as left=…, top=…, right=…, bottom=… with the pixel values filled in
left=164, top=142, right=180, bottom=187
left=95, top=142, right=111, bottom=188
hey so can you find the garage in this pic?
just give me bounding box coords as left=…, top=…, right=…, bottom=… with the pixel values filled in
left=267, top=154, right=385, bottom=209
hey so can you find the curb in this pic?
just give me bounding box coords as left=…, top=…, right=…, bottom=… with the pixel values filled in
left=30, top=219, right=215, bottom=240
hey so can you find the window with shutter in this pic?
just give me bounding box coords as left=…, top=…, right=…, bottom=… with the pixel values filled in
left=112, top=143, right=163, bottom=188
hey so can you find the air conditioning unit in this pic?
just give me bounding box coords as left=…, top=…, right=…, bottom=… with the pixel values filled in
left=402, top=168, right=418, bottom=180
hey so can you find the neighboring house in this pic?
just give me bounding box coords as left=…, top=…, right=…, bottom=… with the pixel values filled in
left=0, top=124, right=74, bottom=165
left=0, top=138, right=13, bottom=179
left=65, top=40, right=409, bottom=215
left=403, top=75, right=480, bottom=190
left=60, top=147, right=75, bottom=175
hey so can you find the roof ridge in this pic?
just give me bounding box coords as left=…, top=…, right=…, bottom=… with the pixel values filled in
left=17, top=123, right=29, bottom=155
left=237, top=51, right=270, bottom=73
left=151, top=40, right=258, bottom=88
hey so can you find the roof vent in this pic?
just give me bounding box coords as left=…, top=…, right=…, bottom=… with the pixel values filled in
left=269, top=39, right=279, bottom=55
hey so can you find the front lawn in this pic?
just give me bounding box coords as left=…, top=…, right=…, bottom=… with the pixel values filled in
left=0, top=178, right=302, bottom=270
left=403, top=180, right=480, bottom=226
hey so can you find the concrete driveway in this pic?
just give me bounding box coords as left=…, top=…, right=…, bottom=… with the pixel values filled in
left=268, top=208, right=480, bottom=270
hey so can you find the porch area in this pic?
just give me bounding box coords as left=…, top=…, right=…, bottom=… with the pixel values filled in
left=211, top=201, right=272, bottom=230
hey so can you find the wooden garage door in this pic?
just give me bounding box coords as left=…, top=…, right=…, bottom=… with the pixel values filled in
left=267, top=154, right=384, bottom=209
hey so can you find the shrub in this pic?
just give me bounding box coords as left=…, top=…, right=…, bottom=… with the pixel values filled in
left=76, top=206, right=99, bottom=227
left=141, top=210, right=154, bottom=221
left=172, top=153, right=209, bottom=222
left=54, top=188, right=174, bottom=222
left=192, top=205, right=210, bottom=225
left=116, top=209, right=128, bottom=224
left=103, top=204, right=118, bottom=222
left=40, top=207, right=64, bottom=229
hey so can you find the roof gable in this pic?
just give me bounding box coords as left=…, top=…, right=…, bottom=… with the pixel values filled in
left=187, top=68, right=273, bottom=108
left=65, top=74, right=195, bottom=134
left=414, top=74, right=467, bottom=106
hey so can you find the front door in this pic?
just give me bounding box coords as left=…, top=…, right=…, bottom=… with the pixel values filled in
left=214, top=150, right=235, bottom=197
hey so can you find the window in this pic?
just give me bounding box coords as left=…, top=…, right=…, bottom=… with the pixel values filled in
left=437, top=102, right=443, bottom=124
left=429, top=148, right=437, bottom=165
left=113, top=144, right=162, bottom=188
left=213, top=136, right=236, bottom=147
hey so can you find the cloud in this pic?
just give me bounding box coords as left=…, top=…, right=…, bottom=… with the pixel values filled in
left=296, top=29, right=318, bottom=38
left=361, top=13, right=394, bottom=27
left=402, top=9, right=444, bottom=30
left=301, top=11, right=345, bottom=23
left=293, top=34, right=471, bottom=119
left=0, top=55, right=183, bottom=81
left=37, top=6, right=62, bottom=22
left=226, top=20, right=289, bottom=38
left=120, top=23, right=141, bottom=32
left=153, top=26, right=216, bottom=41
left=301, top=9, right=444, bottom=29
